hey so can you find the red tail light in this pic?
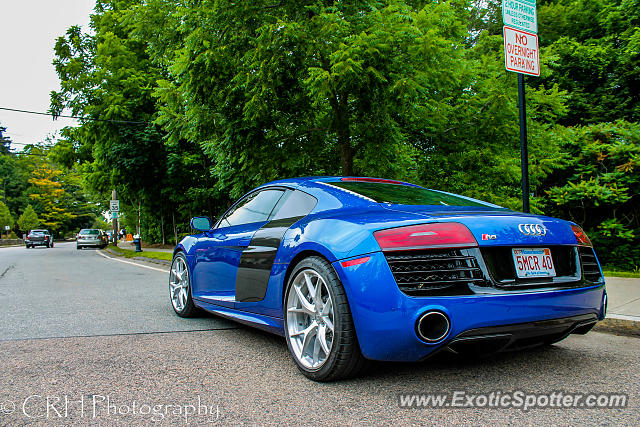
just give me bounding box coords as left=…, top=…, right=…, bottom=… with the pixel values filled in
left=571, top=225, right=592, bottom=247
left=374, top=222, right=478, bottom=251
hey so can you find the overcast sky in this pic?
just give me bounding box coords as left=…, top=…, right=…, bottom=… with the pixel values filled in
left=0, top=1, right=95, bottom=151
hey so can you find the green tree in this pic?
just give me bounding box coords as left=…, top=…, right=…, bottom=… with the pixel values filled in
left=50, top=0, right=214, bottom=241
left=0, top=200, right=14, bottom=235
left=0, top=125, right=11, bottom=154
left=17, top=204, right=40, bottom=233
left=140, top=0, right=474, bottom=198
left=536, top=0, right=640, bottom=125
left=545, top=121, right=640, bottom=269
left=28, top=163, right=76, bottom=233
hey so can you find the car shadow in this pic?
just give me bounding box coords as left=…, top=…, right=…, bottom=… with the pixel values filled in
left=193, top=314, right=599, bottom=386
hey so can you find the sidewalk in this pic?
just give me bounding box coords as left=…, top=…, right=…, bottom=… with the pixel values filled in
left=605, top=277, right=640, bottom=318
left=595, top=276, right=640, bottom=337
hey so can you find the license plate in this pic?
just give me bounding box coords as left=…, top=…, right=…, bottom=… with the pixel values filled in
left=512, top=248, right=556, bottom=278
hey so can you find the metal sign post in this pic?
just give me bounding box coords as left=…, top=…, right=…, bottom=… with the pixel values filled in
left=503, top=0, right=538, bottom=213
left=518, top=74, right=530, bottom=213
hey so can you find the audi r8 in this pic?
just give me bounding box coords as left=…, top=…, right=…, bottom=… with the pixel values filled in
left=169, top=177, right=606, bottom=381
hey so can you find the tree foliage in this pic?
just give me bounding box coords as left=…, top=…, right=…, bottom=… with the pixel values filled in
left=537, top=0, right=640, bottom=125
left=0, top=200, right=13, bottom=231
left=47, top=0, right=639, bottom=268
left=17, top=204, right=40, bottom=232
left=545, top=121, right=640, bottom=268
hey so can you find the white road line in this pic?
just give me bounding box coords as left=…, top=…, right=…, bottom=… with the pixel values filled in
left=96, top=250, right=169, bottom=273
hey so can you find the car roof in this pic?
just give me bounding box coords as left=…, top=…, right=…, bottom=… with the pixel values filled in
left=258, top=176, right=422, bottom=192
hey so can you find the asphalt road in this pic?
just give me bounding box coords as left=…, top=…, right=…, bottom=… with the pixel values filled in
left=0, top=243, right=638, bottom=425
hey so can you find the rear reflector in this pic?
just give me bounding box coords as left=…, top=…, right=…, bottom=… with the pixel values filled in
left=341, top=256, right=371, bottom=268
left=571, top=225, right=592, bottom=247
left=374, top=223, right=478, bottom=251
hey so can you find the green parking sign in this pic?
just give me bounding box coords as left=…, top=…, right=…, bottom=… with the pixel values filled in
left=503, top=0, right=537, bottom=33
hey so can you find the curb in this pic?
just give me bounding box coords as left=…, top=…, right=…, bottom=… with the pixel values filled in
left=133, top=256, right=171, bottom=266
left=103, top=247, right=171, bottom=267
left=593, top=315, right=640, bottom=338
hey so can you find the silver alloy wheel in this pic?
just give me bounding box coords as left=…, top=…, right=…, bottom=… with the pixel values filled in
left=286, top=268, right=335, bottom=369
left=170, top=256, right=189, bottom=312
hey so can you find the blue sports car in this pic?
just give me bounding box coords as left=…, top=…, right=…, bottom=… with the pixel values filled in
left=170, top=177, right=606, bottom=381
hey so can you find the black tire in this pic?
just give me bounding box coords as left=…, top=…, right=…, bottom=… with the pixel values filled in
left=25, top=245, right=30, bottom=249
left=284, top=256, right=369, bottom=381
left=169, top=252, right=198, bottom=317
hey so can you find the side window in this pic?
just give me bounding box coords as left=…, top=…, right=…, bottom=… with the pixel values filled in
left=271, top=190, right=318, bottom=220
left=219, top=189, right=285, bottom=227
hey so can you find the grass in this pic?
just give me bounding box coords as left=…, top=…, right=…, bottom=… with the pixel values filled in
left=106, top=245, right=173, bottom=261
left=602, top=269, right=640, bottom=279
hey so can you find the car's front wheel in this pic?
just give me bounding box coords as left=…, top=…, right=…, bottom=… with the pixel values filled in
left=169, top=252, right=198, bottom=317
left=284, top=256, right=368, bottom=381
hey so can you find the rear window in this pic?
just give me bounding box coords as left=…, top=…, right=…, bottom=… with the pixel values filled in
left=328, top=181, right=498, bottom=207
left=80, top=229, right=100, bottom=235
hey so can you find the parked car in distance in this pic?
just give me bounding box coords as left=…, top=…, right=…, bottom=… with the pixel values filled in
left=170, top=176, right=606, bottom=381
left=77, top=229, right=108, bottom=249
left=25, top=229, right=54, bottom=248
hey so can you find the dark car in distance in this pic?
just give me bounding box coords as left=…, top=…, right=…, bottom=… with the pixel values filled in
left=25, top=229, right=54, bottom=248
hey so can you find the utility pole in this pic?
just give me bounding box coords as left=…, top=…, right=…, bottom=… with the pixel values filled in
left=137, top=200, right=141, bottom=237
left=111, top=189, right=118, bottom=246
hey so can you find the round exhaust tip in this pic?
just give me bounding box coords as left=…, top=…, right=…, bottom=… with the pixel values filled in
left=416, top=311, right=450, bottom=343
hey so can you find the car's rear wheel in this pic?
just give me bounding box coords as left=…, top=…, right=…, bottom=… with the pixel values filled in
left=169, top=252, right=197, bottom=317
left=284, top=256, right=368, bottom=381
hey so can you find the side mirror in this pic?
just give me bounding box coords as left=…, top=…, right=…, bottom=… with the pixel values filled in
left=190, top=216, right=212, bottom=232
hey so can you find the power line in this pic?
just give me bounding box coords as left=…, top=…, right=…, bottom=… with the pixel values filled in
left=0, top=107, right=150, bottom=124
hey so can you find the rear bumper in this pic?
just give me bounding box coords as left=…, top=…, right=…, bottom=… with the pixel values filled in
left=333, top=251, right=606, bottom=362
left=77, top=239, right=104, bottom=247
left=26, top=240, right=48, bottom=246
left=440, top=313, right=597, bottom=357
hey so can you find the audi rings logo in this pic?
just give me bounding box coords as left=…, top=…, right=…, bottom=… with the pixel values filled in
left=518, top=224, right=547, bottom=236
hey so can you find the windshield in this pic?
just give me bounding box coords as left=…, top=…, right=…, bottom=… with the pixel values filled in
left=328, top=181, right=501, bottom=207
left=30, top=230, right=47, bottom=235
left=80, top=229, right=100, bottom=235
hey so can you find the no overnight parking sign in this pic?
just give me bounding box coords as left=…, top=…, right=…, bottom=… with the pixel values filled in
left=503, top=26, right=540, bottom=76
